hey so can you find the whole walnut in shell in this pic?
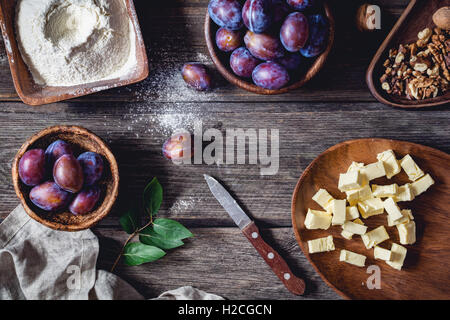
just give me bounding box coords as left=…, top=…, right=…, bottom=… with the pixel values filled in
left=433, top=7, right=450, bottom=30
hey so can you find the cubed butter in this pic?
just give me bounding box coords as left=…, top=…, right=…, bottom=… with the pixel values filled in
left=387, top=209, right=414, bottom=227
left=308, top=235, right=335, bottom=254
left=357, top=198, right=384, bottom=218
left=347, top=161, right=364, bottom=172
left=342, top=220, right=368, bottom=235
left=346, top=206, right=360, bottom=220
left=397, top=220, right=416, bottom=245
left=332, top=199, right=346, bottom=226
left=346, top=190, right=359, bottom=206
left=304, top=209, right=332, bottom=230
left=400, top=155, right=424, bottom=182
left=374, top=246, right=392, bottom=261
left=312, top=188, right=335, bottom=212
left=339, top=249, right=366, bottom=267
left=394, top=184, right=415, bottom=202
left=410, top=174, right=435, bottom=197
left=372, top=184, right=398, bottom=198
left=386, top=243, right=407, bottom=270
left=377, top=150, right=401, bottom=179
left=383, top=197, right=404, bottom=221
left=338, top=171, right=363, bottom=192
left=361, top=161, right=386, bottom=181
left=358, top=185, right=374, bottom=201
left=341, top=230, right=354, bottom=240
left=362, top=226, right=390, bottom=249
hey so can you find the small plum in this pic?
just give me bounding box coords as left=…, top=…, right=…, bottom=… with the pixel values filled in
left=19, top=149, right=46, bottom=186
left=45, top=140, right=72, bottom=169
left=244, top=31, right=285, bottom=60
left=230, top=47, right=260, bottom=78
left=208, top=0, right=243, bottom=30
left=274, top=52, right=303, bottom=71
left=216, top=28, right=243, bottom=52
left=300, top=14, right=329, bottom=58
left=280, top=12, right=309, bottom=52
left=242, top=0, right=273, bottom=34
left=182, top=63, right=212, bottom=91
left=69, top=186, right=101, bottom=215
left=162, top=131, right=193, bottom=162
left=252, top=62, right=290, bottom=89
left=30, top=181, right=71, bottom=211
left=53, top=154, right=84, bottom=193
left=78, top=152, right=104, bottom=186
left=287, top=0, right=316, bottom=11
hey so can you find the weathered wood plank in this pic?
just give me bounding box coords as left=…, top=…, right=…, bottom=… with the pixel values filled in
left=0, top=101, right=448, bottom=226
left=95, top=226, right=341, bottom=300
left=0, top=0, right=410, bottom=103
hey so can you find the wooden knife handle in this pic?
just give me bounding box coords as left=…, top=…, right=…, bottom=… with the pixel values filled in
left=242, top=222, right=306, bottom=295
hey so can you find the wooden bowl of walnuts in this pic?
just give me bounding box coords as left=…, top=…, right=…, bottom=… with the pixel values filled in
left=12, top=126, right=119, bottom=231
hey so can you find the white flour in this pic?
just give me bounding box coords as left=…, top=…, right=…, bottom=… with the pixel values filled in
left=15, top=0, right=137, bottom=86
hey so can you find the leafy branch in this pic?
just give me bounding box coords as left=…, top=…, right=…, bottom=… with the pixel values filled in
left=111, top=177, right=193, bottom=272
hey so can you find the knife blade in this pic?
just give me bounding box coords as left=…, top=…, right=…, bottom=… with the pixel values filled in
left=204, top=174, right=305, bottom=295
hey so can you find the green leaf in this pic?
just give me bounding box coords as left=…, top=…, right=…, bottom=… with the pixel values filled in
left=119, top=207, right=139, bottom=234
left=143, top=177, right=163, bottom=216
left=153, top=218, right=194, bottom=241
left=123, top=242, right=166, bottom=266
left=139, top=226, right=185, bottom=250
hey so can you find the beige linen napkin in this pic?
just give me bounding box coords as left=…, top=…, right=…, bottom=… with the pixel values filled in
left=0, top=205, right=223, bottom=300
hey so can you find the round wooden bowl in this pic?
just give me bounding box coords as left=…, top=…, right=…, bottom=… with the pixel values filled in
left=12, top=126, right=119, bottom=231
left=204, top=3, right=335, bottom=95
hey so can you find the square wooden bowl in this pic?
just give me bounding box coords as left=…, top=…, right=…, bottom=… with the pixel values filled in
left=0, top=0, right=148, bottom=106
left=12, top=126, right=119, bottom=231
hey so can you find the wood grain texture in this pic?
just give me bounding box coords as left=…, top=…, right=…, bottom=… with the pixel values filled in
left=367, top=0, right=450, bottom=108
left=292, top=139, right=450, bottom=299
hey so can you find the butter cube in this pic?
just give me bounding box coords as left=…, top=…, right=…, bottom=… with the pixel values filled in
left=305, top=209, right=332, bottom=230
left=410, top=174, right=435, bottom=197
left=387, top=209, right=414, bottom=227
left=400, top=155, right=424, bottom=181
left=332, top=199, right=346, bottom=225
left=338, top=171, right=363, bottom=192
left=357, top=198, right=384, bottom=218
left=362, top=226, right=390, bottom=249
left=341, top=230, right=354, bottom=240
left=374, top=246, right=392, bottom=261
left=377, top=150, right=401, bottom=179
left=383, top=197, right=403, bottom=221
left=308, top=235, right=335, bottom=254
left=339, top=249, right=366, bottom=267
left=397, top=220, right=416, bottom=245
left=342, top=220, right=368, bottom=235
left=346, top=206, right=360, bottom=220
left=312, top=188, right=335, bottom=212
left=361, top=161, right=386, bottom=181
left=386, top=243, right=407, bottom=270
left=353, top=218, right=364, bottom=225
left=358, top=185, right=374, bottom=201
left=372, top=184, right=398, bottom=198
left=347, top=161, right=364, bottom=172
left=394, top=184, right=415, bottom=202
left=346, top=190, right=359, bottom=206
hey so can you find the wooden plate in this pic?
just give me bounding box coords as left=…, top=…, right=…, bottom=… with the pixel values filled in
left=12, top=126, right=119, bottom=231
left=366, top=0, right=450, bottom=108
left=0, top=0, right=148, bottom=106
left=291, top=138, right=450, bottom=299
left=205, top=3, right=335, bottom=95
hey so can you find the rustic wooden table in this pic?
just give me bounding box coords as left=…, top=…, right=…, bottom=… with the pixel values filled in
left=0, top=0, right=448, bottom=300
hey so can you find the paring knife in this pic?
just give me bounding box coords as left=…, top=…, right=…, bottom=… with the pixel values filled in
left=204, top=175, right=305, bottom=295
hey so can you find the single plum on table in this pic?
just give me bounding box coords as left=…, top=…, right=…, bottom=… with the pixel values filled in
left=216, top=27, right=243, bottom=52
left=230, top=47, right=260, bottom=78
left=242, top=0, right=273, bottom=34
left=252, top=61, right=290, bottom=89
left=280, top=12, right=309, bottom=52
left=287, top=0, right=316, bottom=11
left=208, top=0, right=243, bottom=30
left=244, top=31, right=285, bottom=60
left=274, top=52, right=303, bottom=71
left=69, top=185, right=101, bottom=215
left=53, top=154, right=84, bottom=193
left=45, top=140, right=73, bottom=169
left=300, top=14, right=329, bottom=58
left=182, top=63, right=212, bottom=91
left=19, top=149, right=46, bottom=186
left=30, top=181, right=71, bottom=211
left=78, top=152, right=104, bottom=186
left=162, top=131, right=193, bottom=162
